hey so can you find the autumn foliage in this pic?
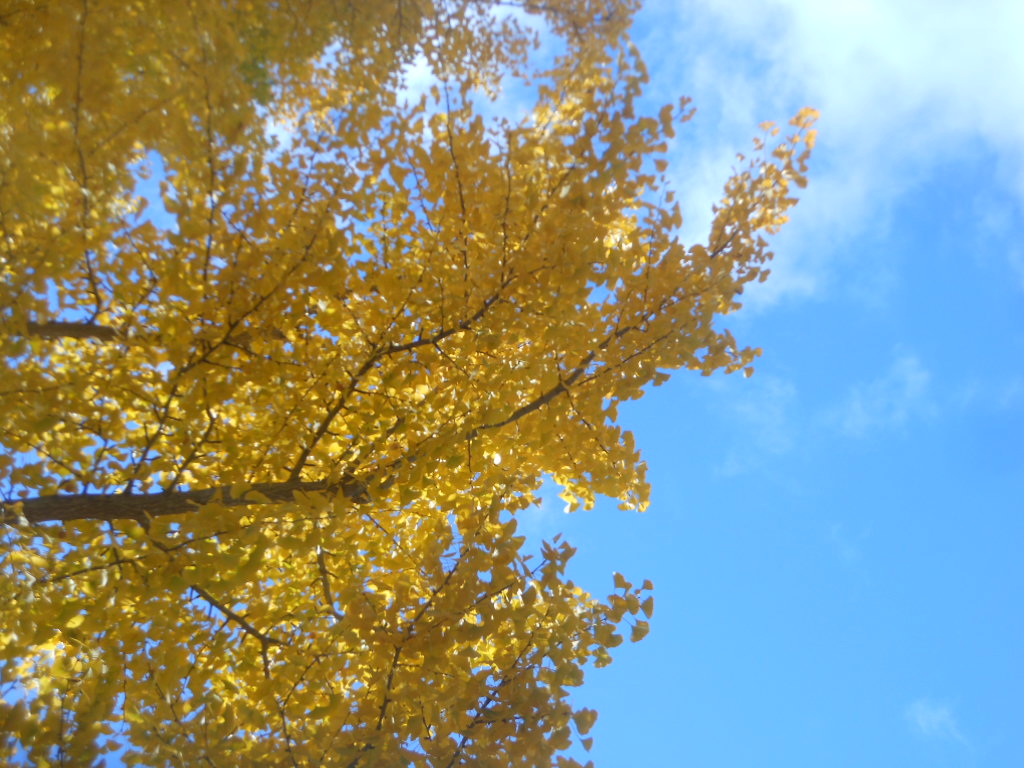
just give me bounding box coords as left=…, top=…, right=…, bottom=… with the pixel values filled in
left=0, top=0, right=816, bottom=765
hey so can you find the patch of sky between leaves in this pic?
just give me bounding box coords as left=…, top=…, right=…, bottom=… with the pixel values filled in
left=396, top=3, right=565, bottom=132
left=129, top=150, right=175, bottom=232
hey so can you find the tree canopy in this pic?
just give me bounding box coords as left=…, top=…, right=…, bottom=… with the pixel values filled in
left=0, top=0, right=816, bottom=765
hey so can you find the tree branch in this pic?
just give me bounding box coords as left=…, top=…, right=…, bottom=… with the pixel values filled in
left=6, top=475, right=370, bottom=525
left=189, top=582, right=285, bottom=648
left=24, top=321, right=120, bottom=341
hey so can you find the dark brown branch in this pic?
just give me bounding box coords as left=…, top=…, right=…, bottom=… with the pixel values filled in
left=25, top=321, right=120, bottom=341
left=189, top=583, right=285, bottom=648
left=7, top=475, right=370, bottom=525
left=376, top=644, right=403, bottom=730
left=287, top=356, right=377, bottom=481
left=20, top=320, right=289, bottom=347
left=315, top=547, right=345, bottom=622
left=287, top=287, right=507, bottom=481
left=479, top=349, right=596, bottom=432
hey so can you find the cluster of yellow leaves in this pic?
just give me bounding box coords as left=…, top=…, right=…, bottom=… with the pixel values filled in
left=0, top=0, right=816, bottom=765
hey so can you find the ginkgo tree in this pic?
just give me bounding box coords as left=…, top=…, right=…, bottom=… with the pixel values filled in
left=0, top=0, right=816, bottom=765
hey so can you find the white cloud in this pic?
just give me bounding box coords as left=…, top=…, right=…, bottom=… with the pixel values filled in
left=639, top=0, right=1024, bottom=304
left=513, top=478, right=571, bottom=540
left=397, top=53, right=436, bottom=107
left=905, top=698, right=967, bottom=744
left=834, top=354, right=933, bottom=437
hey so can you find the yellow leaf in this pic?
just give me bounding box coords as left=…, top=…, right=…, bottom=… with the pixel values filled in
left=630, top=620, right=650, bottom=643
left=641, top=596, right=654, bottom=619
left=573, top=708, right=598, bottom=735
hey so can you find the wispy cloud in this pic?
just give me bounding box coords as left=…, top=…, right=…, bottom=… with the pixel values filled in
left=954, top=374, right=1024, bottom=412
left=905, top=698, right=967, bottom=745
left=1009, top=249, right=1024, bottom=294
left=828, top=523, right=869, bottom=566
left=716, top=376, right=798, bottom=476
left=833, top=354, right=933, bottom=438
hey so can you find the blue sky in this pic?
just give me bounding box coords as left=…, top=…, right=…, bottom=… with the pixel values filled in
left=517, top=1, right=1024, bottom=766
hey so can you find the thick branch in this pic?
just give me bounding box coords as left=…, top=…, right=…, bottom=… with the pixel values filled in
left=20, top=320, right=284, bottom=347
left=25, top=321, right=120, bottom=341
left=6, top=476, right=370, bottom=525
